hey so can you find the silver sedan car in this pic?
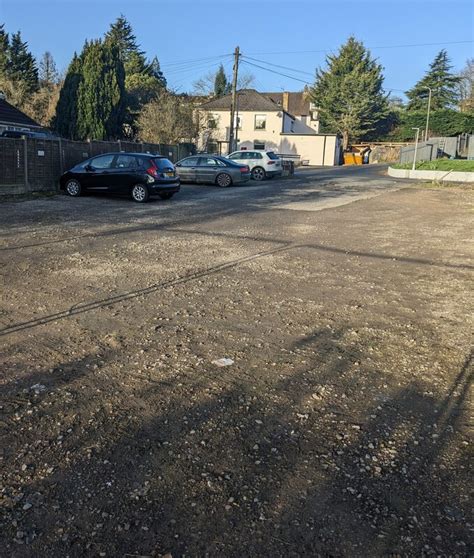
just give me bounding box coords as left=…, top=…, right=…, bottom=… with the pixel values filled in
left=175, top=154, right=251, bottom=187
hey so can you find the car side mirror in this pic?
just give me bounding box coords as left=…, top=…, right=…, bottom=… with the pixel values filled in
left=175, top=163, right=182, bottom=167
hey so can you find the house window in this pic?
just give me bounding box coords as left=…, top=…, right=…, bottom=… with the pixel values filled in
left=208, top=116, right=217, bottom=130
left=254, top=114, right=266, bottom=130
left=254, top=141, right=265, bottom=150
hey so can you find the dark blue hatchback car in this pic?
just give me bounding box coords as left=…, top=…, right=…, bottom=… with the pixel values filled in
left=60, top=152, right=180, bottom=202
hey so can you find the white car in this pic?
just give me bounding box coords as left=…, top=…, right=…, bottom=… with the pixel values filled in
left=227, top=150, right=282, bottom=181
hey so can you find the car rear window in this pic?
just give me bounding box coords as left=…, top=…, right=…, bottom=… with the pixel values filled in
left=153, top=158, right=174, bottom=169
left=266, top=152, right=280, bottom=160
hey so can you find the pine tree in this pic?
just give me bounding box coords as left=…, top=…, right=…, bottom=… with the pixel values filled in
left=105, top=15, right=166, bottom=136
left=149, top=56, right=167, bottom=89
left=53, top=53, right=83, bottom=139
left=309, top=37, right=388, bottom=149
left=76, top=40, right=126, bottom=140
left=214, top=64, right=229, bottom=97
left=8, top=31, right=39, bottom=93
left=0, top=24, right=9, bottom=76
left=406, top=50, right=460, bottom=111
left=105, top=15, right=145, bottom=71
left=39, top=51, right=59, bottom=87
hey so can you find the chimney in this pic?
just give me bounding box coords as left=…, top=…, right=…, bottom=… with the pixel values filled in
left=282, top=91, right=289, bottom=112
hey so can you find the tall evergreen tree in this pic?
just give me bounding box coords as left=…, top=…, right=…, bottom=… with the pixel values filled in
left=105, top=16, right=165, bottom=137
left=105, top=15, right=145, bottom=72
left=309, top=37, right=388, bottom=149
left=8, top=31, right=39, bottom=93
left=53, top=53, right=83, bottom=139
left=39, top=51, right=59, bottom=87
left=76, top=40, right=126, bottom=140
left=149, top=56, right=167, bottom=88
left=214, top=64, right=229, bottom=97
left=405, top=50, right=460, bottom=111
left=0, top=24, right=9, bottom=76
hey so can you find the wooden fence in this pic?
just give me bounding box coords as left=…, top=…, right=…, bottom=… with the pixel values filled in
left=0, top=138, right=195, bottom=196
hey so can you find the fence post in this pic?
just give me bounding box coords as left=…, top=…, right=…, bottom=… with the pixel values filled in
left=58, top=137, right=64, bottom=174
left=118, top=139, right=122, bottom=152
left=23, top=136, right=30, bottom=193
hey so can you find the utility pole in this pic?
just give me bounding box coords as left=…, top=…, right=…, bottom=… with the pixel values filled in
left=425, top=87, right=432, bottom=142
left=412, top=127, right=420, bottom=171
left=228, top=46, right=240, bottom=154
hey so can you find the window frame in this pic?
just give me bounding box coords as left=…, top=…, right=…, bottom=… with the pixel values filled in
left=254, top=114, right=267, bottom=130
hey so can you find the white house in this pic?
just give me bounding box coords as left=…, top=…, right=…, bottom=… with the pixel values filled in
left=198, top=89, right=340, bottom=166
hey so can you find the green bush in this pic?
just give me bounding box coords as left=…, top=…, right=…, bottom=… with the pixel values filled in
left=392, top=160, right=474, bottom=171
left=386, top=110, right=474, bottom=141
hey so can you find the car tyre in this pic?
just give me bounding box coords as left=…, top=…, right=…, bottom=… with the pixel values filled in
left=251, top=167, right=266, bottom=181
left=159, top=192, right=174, bottom=200
left=216, top=173, right=232, bottom=188
left=65, top=179, right=82, bottom=197
left=131, top=184, right=150, bottom=203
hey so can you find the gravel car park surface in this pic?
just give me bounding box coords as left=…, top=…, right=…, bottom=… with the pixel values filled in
left=1, top=166, right=472, bottom=557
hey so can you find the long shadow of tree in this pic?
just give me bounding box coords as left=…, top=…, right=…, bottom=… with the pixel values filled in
left=2, top=326, right=470, bottom=557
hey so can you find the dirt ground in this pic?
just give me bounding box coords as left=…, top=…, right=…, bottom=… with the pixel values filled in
left=1, top=168, right=473, bottom=557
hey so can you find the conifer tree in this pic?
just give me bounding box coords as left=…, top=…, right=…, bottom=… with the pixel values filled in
left=0, top=24, right=9, bottom=76
left=76, top=40, right=126, bottom=140
left=149, top=56, right=167, bottom=89
left=53, top=53, right=83, bottom=139
left=406, top=50, right=460, bottom=111
left=105, top=15, right=165, bottom=136
left=214, top=64, right=229, bottom=97
left=310, top=37, right=388, bottom=149
left=8, top=31, right=38, bottom=93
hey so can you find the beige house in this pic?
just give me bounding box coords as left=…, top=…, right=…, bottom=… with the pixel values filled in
left=198, top=89, right=340, bottom=166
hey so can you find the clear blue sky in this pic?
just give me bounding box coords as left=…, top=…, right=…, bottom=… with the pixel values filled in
left=2, top=0, right=473, bottom=97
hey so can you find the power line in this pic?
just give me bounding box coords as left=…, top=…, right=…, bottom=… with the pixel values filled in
left=241, top=55, right=314, bottom=77
left=246, top=40, right=474, bottom=56
left=165, top=58, right=231, bottom=76
left=240, top=59, right=312, bottom=85
left=160, top=54, right=232, bottom=69
left=244, top=39, right=474, bottom=56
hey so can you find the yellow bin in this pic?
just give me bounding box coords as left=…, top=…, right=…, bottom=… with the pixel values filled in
left=343, top=152, right=363, bottom=165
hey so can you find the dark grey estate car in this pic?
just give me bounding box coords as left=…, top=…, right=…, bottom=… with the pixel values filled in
left=175, top=155, right=251, bottom=187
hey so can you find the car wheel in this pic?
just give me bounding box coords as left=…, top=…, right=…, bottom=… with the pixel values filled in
left=159, top=192, right=174, bottom=200
left=65, top=179, right=81, bottom=197
left=216, top=173, right=232, bottom=188
left=131, top=184, right=149, bottom=203
left=251, top=167, right=266, bottom=181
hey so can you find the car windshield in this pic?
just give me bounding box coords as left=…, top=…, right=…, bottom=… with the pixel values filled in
left=266, top=152, right=280, bottom=160
left=153, top=158, right=174, bottom=169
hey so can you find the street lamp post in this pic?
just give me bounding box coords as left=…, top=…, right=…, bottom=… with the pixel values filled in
left=425, top=87, right=432, bottom=141
left=412, top=127, right=420, bottom=171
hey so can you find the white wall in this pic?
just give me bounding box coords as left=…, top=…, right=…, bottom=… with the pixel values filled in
left=279, top=134, right=338, bottom=166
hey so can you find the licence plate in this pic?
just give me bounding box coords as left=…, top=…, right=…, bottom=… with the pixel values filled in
left=165, top=172, right=174, bottom=177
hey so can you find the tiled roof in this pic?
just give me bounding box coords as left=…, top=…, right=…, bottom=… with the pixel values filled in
left=264, top=92, right=311, bottom=116
left=0, top=98, right=41, bottom=128
left=199, top=89, right=281, bottom=112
